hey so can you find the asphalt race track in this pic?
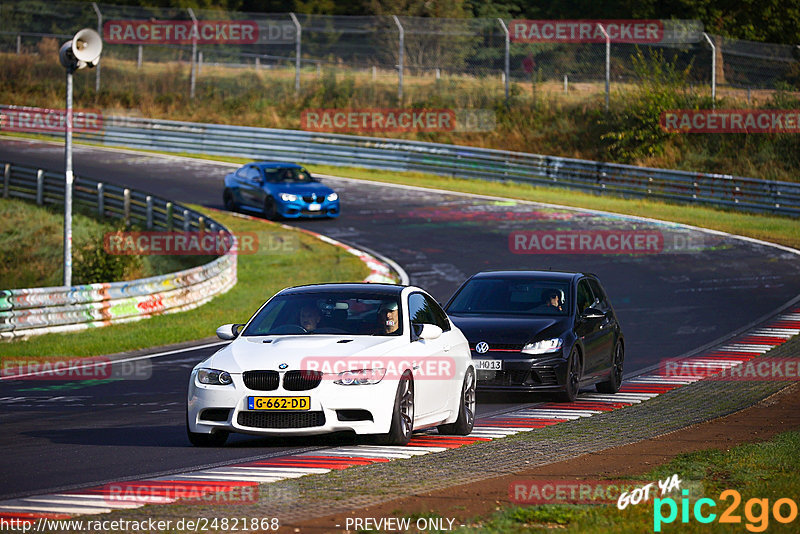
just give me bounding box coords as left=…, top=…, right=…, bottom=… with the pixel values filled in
left=2, top=138, right=800, bottom=500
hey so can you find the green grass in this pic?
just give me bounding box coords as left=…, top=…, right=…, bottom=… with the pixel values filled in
left=0, top=197, right=203, bottom=289
left=1, top=207, right=370, bottom=358
left=459, top=431, right=800, bottom=533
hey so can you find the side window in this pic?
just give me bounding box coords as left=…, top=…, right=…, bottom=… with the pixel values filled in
left=576, top=280, right=595, bottom=315
left=236, top=166, right=249, bottom=178
left=408, top=293, right=436, bottom=326
left=247, top=167, right=262, bottom=181
left=424, top=295, right=450, bottom=331
left=587, top=279, right=610, bottom=310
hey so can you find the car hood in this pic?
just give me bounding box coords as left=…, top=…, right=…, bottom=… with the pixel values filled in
left=205, top=335, right=401, bottom=373
left=448, top=314, right=569, bottom=345
left=270, top=182, right=333, bottom=195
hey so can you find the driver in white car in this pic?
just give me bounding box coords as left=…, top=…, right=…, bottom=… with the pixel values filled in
left=299, top=304, right=322, bottom=332
left=377, top=301, right=400, bottom=334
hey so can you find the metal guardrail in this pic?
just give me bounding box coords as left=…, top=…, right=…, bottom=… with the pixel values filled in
left=56, top=114, right=800, bottom=218
left=0, top=162, right=237, bottom=339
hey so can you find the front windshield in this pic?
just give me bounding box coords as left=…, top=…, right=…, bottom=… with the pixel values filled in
left=242, top=292, right=403, bottom=336
left=278, top=168, right=313, bottom=183
left=447, top=278, right=569, bottom=316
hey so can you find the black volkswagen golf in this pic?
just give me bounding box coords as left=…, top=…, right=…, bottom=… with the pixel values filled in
left=444, top=271, right=624, bottom=402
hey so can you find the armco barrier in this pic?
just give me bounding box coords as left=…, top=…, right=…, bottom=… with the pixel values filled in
left=0, top=162, right=237, bottom=339
left=11, top=110, right=797, bottom=218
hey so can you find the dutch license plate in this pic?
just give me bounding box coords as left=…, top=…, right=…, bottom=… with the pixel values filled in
left=475, top=359, right=503, bottom=371
left=308, top=203, right=322, bottom=211
left=248, top=396, right=310, bottom=410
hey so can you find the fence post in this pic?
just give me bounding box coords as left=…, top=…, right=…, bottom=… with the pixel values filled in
left=123, top=188, right=131, bottom=226
left=188, top=8, right=198, bottom=99
left=166, top=201, right=173, bottom=230
left=497, top=18, right=510, bottom=106
left=97, top=182, right=104, bottom=217
left=92, top=2, right=102, bottom=92
left=16, top=35, right=21, bottom=54
left=198, top=215, right=206, bottom=232
left=36, top=169, right=44, bottom=205
left=137, top=45, right=142, bottom=69
left=289, top=13, right=301, bottom=93
left=392, top=15, right=404, bottom=103
left=183, top=209, right=191, bottom=232
left=198, top=51, right=203, bottom=75
left=564, top=74, right=568, bottom=94
left=597, top=23, right=610, bottom=112
left=702, top=32, right=716, bottom=108
left=3, top=164, right=9, bottom=198
left=146, top=195, right=153, bottom=229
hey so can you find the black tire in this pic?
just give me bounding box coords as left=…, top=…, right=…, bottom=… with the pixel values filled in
left=437, top=368, right=475, bottom=436
left=186, top=412, right=229, bottom=447
left=376, top=371, right=414, bottom=446
left=262, top=196, right=278, bottom=220
left=222, top=188, right=238, bottom=212
left=557, top=347, right=582, bottom=402
left=596, top=341, right=624, bottom=394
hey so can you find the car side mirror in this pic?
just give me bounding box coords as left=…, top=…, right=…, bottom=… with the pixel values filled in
left=581, top=307, right=605, bottom=320
left=417, top=323, right=443, bottom=341
left=216, top=323, right=244, bottom=340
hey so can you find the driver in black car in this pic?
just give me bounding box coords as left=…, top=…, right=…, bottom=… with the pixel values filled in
left=543, top=289, right=563, bottom=312
left=299, top=304, right=322, bottom=332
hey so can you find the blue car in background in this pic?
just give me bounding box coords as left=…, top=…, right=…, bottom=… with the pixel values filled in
left=223, top=162, right=340, bottom=219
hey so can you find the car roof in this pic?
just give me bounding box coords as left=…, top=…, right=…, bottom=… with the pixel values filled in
left=280, top=283, right=406, bottom=296
left=251, top=162, right=303, bottom=170
left=468, top=270, right=595, bottom=282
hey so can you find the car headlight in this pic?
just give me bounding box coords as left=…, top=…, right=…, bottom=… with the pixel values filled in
left=197, top=368, right=233, bottom=385
left=280, top=193, right=298, bottom=202
left=521, top=338, right=563, bottom=355
left=326, top=193, right=338, bottom=202
left=334, top=368, right=385, bottom=385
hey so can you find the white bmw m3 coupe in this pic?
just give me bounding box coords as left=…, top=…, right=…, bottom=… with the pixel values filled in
left=187, top=283, right=476, bottom=446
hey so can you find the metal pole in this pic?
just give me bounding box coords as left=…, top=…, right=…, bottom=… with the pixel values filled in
left=64, top=69, right=74, bottom=287
left=497, top=18, right=510, bottom=105
left=597, top=23, right=610, bottom=112
left=289, top=13, right=301, bottom=93
left=702, top=32, right=716, bottom=108
left=188, top=8, right=197, bottom=99
left=198, top=51, right=203, bottom=75
left=92, top=2, right=102, bottom=92
left=393, top=15, right=404, bottom=102
left=137, top=45, right=142, bottom=69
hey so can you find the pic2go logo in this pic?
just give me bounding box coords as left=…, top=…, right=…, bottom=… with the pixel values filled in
left=654, top=489, right=798, bottom=532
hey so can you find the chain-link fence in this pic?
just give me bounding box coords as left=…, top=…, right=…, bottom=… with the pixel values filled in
left=1, top=0, right=799, bottom=105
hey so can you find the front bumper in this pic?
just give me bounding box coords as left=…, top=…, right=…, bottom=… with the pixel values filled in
left=188, top=371, right=396, bottom=437
left=277, top=199, right=340, bottom=218
left=473, top=352, right=567, bottom=391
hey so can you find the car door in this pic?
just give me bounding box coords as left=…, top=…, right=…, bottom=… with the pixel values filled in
left=587, top=278, right=617, bottom=377
left=573, top=278, right=605, bottom=380
left=423, top=294, right=464, bottom=415
left=237, top=166, right=264, bottom=208
left=404, top=292, right=448, bottom=419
